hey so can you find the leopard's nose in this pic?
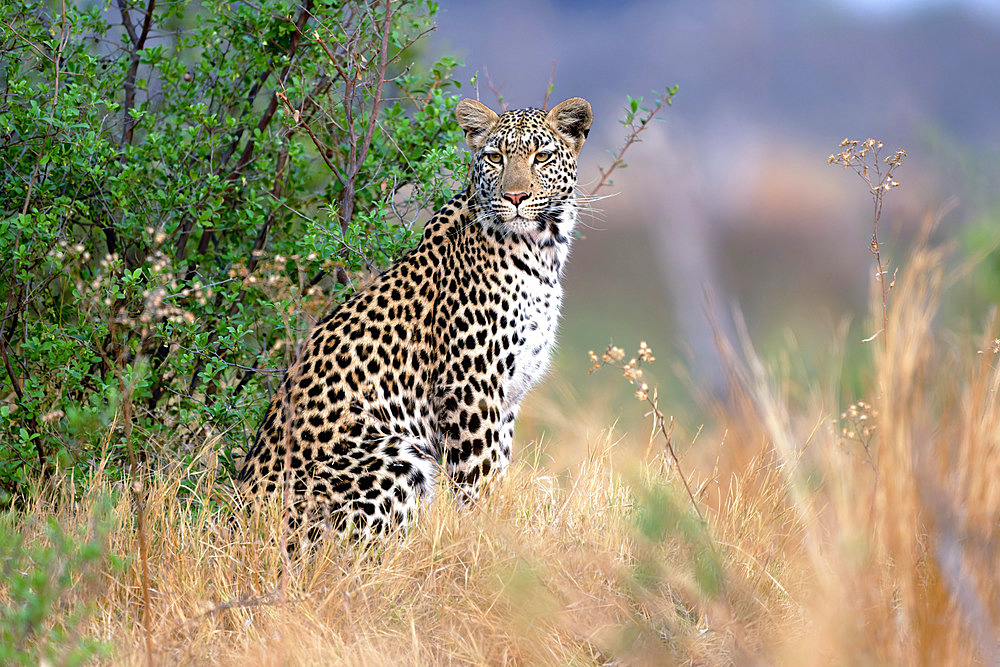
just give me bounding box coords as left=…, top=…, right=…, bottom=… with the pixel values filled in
left=503, top=191, right=529, bottom=206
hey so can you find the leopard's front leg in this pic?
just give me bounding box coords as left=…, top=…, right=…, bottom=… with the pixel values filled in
left=435, top=378, right=510, bottom=503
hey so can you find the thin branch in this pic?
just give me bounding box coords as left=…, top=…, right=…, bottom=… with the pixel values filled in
left=0, top=17, right=58, bottom=64
left=0, top=321, right=22, bottom=402
left=335, top=0, right=395, bottom=236
left=483, top=66, right=508, bottom=111
left=117, top=0, right=157, bottom=147
left=541, top=60, right=556, bottom=110
left=590, top=89, right=677, bottom=196
left=97, top=334, right=154, bottom=666
left=52, top=0, right=69, bottom=106
left=214, top=67, right=274, bottom=172
left=2, top=160, right=44, bottom=479
left=231, top=0, right=314, bottom=177
left=276, top=88, right=346, bottom=183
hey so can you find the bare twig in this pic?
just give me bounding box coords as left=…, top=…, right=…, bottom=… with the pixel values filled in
left=1, top=160, right=44, bottom=479
left=117, top=0, right=157, bottom=147
left=98, top=335, right=154, bottom=666
left=276, top=87, right=346, bottom=182
left=338, top=0, right=395, bottom=236
left=0, top=317, right=22, bottom=402
left=52, top=0, right=69, bottom=106
left=482, top=66, right=508, bottom=112
left=0, top=17, right=63, bottom=65
left=590, top=87, right=677, bottom=196
left=232, top=0, right=314, bottom=177
left=541, top=60, right=556, bottom=110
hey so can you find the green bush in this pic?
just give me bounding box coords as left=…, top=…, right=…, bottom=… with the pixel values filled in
left=0, top=498, right=120, bottom=665
left=0, top=0, right=465, bottom=501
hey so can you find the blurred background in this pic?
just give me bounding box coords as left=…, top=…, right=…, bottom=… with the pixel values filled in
left=426, top=0, right=1000, bottom=449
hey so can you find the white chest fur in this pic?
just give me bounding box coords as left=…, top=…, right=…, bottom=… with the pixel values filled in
left=501, top=245, right=568, bottom=411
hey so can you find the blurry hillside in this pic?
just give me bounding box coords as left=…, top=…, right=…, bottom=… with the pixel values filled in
left=430, top=0, right=1000, bottom=442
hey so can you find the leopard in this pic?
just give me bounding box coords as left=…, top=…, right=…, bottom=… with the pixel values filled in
left=236, top=97, right=593, bottom=539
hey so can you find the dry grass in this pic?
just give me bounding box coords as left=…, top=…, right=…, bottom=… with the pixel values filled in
left=7, top=245, right=1000, bottom=665
left=18, top=433, right=763, bottom=665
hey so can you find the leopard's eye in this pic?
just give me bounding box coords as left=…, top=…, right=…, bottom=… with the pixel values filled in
left=484, top=152, right=503, bottom=166
left=534, top=151, right=552, bottom=164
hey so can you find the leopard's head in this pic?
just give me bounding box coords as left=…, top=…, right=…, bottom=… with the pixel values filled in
left=456, top=98, right=592, bottom=237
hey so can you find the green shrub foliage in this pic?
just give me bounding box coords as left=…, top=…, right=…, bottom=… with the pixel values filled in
left=0, top=0, right=465, bottom=502
left=0, top=500, right=120, bottom=664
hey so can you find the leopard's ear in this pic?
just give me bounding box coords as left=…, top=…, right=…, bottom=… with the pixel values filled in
left=456, top=99, right=500, bottom=151
left=546, top=98, right=593, bottom=154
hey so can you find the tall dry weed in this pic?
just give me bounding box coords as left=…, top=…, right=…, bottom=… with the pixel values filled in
left=714, top=244, right=1000, bottom=664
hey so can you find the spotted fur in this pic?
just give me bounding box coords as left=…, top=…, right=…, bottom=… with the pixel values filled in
left=237, top=98, right=593, bottom=538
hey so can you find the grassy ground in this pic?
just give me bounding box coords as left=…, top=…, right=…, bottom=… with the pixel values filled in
left=7, top=245, right=1000, bottom=665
